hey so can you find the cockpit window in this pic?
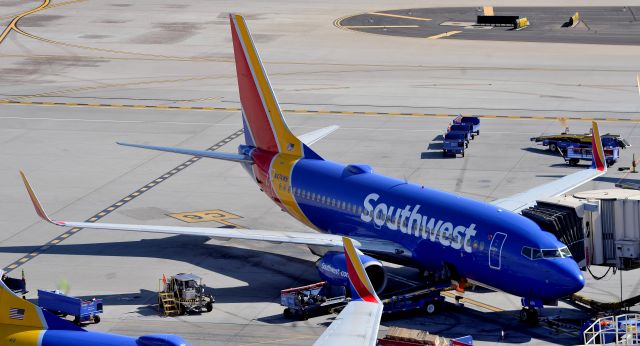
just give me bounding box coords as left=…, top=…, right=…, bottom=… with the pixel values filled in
left=559, top=247, right=572, bottom=257
left=542, top=249, right=562, bottom=258
left=532, top=248, right=543, bottom=259
left=521, top=246, right=571, bottom=260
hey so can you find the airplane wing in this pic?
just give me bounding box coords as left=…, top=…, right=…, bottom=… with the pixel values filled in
left=491, top=121, right=607, bottom=213
left=313, top=237, right=383, bottom=346
left=20, top=171, right=421, bottom=255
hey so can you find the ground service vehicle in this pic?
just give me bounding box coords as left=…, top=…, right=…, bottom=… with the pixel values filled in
left=159, top=273, right=214, bottom=315
left=381, top=282, right=449, bottom=315
left=442, top=132, right=467, bottom=157
left=37, top=289, right=103, bottom=325
left=448, top=124, right=474, bottom=141
left=452, top=116, right=480, bottom=136
left=281, top=281, right=347, bottom=320
left=531, top=133, right=630, bottom=153
left=563, top=146, right=619, bottom=167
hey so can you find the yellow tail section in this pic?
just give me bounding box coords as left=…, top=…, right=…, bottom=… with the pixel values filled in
left=0, top=278, right=45, bottom=344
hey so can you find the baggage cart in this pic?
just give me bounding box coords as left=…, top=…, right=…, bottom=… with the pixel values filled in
left=448, top=124, right=474, bottom=141
left=531, top=133, right=630, bottom=153
left=442, top=132, right=466, bottom=157
left=452, top=115, right=480, bottom=135
left=381, top=282, right=449, bottom=315
left=563, top=146, right=619, bottom=167
left=280, top=282, right=347, bottom=320
left=37, top=289, right=103, bottom=325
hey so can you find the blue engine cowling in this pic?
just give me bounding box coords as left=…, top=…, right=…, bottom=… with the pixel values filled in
left=137, top=334, right=188, bottom=346
left=315, top=251, right=387, bottom=293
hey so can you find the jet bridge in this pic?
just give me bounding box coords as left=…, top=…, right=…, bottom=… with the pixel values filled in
left=521, top=189, right=640, bottom=269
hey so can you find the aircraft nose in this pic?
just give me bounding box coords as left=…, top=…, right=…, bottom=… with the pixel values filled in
left=553, top=260, right=585, bottom=297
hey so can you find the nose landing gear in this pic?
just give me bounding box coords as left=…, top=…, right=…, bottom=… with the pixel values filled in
left=519, top=297, right=542, bottom=325
left=519, top=307, right=539, bottom=325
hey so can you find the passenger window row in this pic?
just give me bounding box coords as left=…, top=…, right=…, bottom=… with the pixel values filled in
left=275, top=182, right=364, bottom=216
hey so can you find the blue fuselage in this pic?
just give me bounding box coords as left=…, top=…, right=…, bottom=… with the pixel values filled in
left=247, top=148, right=585, bottom=301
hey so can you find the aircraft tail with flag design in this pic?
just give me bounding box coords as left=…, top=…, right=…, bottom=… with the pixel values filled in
left=229, top=13, right=322, bottom=160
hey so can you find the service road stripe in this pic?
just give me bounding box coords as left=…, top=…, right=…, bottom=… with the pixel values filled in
left=368, top=12, right=432, bottom=21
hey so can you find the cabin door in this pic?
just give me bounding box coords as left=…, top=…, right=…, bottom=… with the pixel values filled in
left=489, top=232, right=507, bottom=270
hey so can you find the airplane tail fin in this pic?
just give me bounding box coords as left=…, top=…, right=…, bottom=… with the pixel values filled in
left=591, top=121, right=607, bottom=172
left=0, top=275, right=45, bottom=330
left=230, top=14, right=322, bottom=160
left=342, top=237, right=381, bottom=303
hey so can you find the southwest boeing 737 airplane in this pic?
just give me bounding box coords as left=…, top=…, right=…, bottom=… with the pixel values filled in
left=21, top=14, right=608, bottom=323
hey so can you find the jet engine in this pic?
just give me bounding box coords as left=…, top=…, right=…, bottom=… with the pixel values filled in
left=315, top=251, right=387, bottom=293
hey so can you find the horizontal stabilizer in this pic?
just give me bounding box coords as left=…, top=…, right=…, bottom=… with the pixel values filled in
left=117, top=142, right=252, bottom=163
left=299, top=125, right=340, bottom=146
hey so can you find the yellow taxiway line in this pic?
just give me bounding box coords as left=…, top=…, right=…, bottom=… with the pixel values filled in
left=0, top=99, right=636, bottom=122
left=0, top=0, right=50, bottom=45
left=427, top=31, right=462, bottom=39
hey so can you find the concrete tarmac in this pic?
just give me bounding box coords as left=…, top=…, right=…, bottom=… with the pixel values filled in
left=1, top=1, right=640, bottom=345
left=338, top=7, right=640, bottom=45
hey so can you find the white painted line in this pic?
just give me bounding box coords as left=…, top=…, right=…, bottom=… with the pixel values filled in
left=0, top=116, right=214, bottom=126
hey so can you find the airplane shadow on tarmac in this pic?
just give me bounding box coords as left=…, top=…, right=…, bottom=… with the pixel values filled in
left=1, top=235, right=582, bottom=343
left=3, top=235, right=318, bottom=305
left=522, top=147, right=562, bottom=157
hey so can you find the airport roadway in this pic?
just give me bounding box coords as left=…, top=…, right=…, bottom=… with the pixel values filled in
left=1, top=1, right=640, bottom=345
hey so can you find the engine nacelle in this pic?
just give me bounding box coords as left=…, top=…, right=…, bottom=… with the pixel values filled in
left=315, top=251, right=387, bottom=293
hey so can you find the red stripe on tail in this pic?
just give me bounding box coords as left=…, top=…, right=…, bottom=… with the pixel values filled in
left=230, top=15, right=278, bottom=152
